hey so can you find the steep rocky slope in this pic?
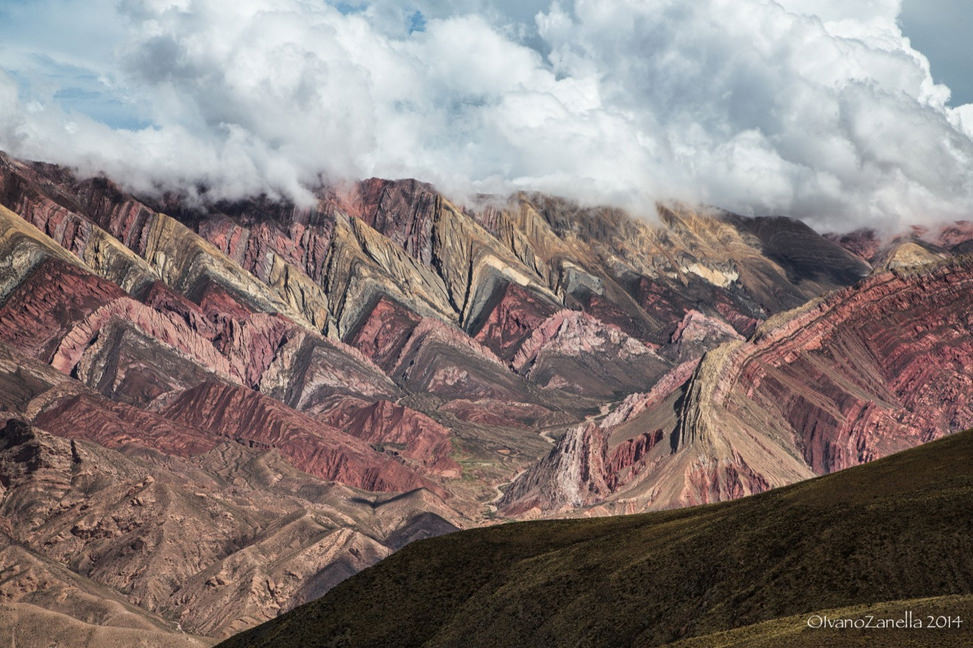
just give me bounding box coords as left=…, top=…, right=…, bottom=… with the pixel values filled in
left=502, top=257, right=973, bottom=515
left=0, top=418, right=458, bottom=638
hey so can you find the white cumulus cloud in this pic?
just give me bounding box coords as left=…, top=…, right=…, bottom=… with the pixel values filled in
left=0, top=0, right=971, bottom=231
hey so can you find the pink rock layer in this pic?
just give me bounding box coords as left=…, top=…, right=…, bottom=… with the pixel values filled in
left=161, top=382, right=440, bottom=494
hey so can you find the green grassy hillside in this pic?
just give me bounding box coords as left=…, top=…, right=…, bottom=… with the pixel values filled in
left=219, top=430, right=973, bottom=648
left=667, top=595, right=973, bottom=648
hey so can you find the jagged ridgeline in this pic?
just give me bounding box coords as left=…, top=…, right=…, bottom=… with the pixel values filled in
left=1, top=149, right=973, bottom=646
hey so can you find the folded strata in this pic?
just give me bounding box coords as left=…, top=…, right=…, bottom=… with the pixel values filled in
left=1, top=149, right=971, bottom=645
left=501, top=258, right=973, bottom=515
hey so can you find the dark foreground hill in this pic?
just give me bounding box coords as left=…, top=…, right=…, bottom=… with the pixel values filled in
left=219, top=428, right=973, bottom=648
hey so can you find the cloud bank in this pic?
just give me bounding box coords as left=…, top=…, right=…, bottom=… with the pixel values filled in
left=1, top=0, right=972, bottom=231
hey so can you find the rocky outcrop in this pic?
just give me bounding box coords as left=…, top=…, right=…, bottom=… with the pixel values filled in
left=259, top=330, right=399, bottom=411
left=196, top=215, right=331, bottom=330
left=511, top=310, right=670, bottom=397
left=499, top=360, right=701, bottom=514
left=321, top=214, right=457, bottom=335
left=0, top=420, right=460, bottom=639
left=0, top=205, right=399, bottom=403
left=681, top=260, right=973, bottom=471
left=0, top=255, right=297, bottom=404
left=160, top=382, right=433, bottom=493
left=0, top=256, right=127, bottom=362
left=470, top=281, right=560, bottom=361
left=314, top=397, right=459, bottom=478
left=343, top=294, right=423, bottom=371
left=666, top=309, right=744, bottom=362
left=0, top=158, right=317, bottom=330
left=493, top=197, right=862, bottom=344
left=0, top=157, right=161, bottom=295
left=33, top=393, right=219, bottom=457
left=385, top=318, right=533, bottom=402
left=52, top=294, right=240, bottom=386
left=343, top=178, right=440, bottom=264
left=0, top=341, right=80, bottom=419
left=503, top=258, right=973, bottom=514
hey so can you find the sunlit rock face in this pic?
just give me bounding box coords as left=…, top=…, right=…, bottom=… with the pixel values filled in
left=501, top=259, right=973, bottom=516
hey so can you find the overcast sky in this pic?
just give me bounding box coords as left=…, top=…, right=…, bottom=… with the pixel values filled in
left=0, top=0, right=972, bottom=232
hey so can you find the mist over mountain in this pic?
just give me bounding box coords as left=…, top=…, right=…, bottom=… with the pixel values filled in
left=1, top=0, right=973, bottom=230
left=1, top=2, right=973, bottom=647
left=0, top=148, right=971, bottom=645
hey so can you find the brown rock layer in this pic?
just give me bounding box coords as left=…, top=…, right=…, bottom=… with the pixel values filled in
left=0, top=420, right=459, bottom=638
left=316, top=397, right=459, bottom=477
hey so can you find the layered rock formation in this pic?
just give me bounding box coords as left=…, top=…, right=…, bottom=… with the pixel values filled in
left=502, top=258, right=973, bottom=515
left=510, top=309, right=669, bottom=397
left=0, top=418, right=458, bottom=639
left=1, top=149, right=967, bottom=646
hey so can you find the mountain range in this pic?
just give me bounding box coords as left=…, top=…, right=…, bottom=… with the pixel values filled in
left=0, top=150, right=971, bottom=645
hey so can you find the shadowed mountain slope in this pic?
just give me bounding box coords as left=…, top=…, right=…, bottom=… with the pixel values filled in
left=666, top=596, right=973, bottom=648
left=219, top=428, right=973, bottom=648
